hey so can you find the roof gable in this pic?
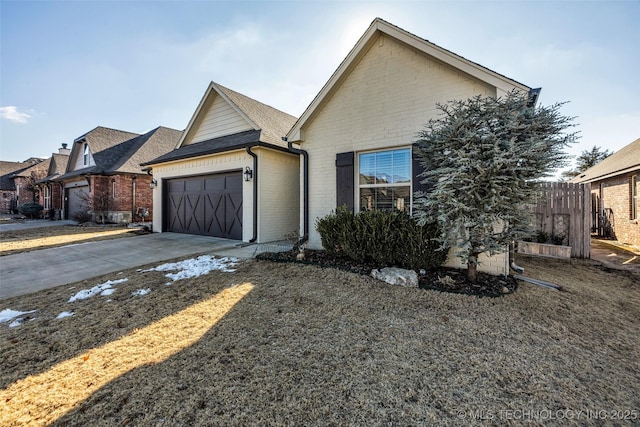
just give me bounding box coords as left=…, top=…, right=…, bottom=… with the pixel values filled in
left=287, top=18, right=531, bottom=142
left=38, top=153, right=70, bottom=183
left=67, top=126, right=140, bottom=174
left=0, top=161, right=33, bottom=191
left=58, top=126, right=181, bottom=179
left=571, top=138, right=640, bottom=183
left=178, top=82, right=297, bottom=148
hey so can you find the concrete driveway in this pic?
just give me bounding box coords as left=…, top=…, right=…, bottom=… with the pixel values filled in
left=0, top=233, right=261, bottom=300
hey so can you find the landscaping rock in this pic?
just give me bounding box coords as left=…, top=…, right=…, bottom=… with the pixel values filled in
left=371, top=267, right=419, bottom=288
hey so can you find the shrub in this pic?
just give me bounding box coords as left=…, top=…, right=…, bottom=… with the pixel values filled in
left=315, top=207, right=448, bottom=270
left=72, top=210, right=93, bottom=223
left=551, top=233, right=566, bottom=245
left=535, top=231, right=549, bottom=243
left=17, top=202, right=43, bottom=218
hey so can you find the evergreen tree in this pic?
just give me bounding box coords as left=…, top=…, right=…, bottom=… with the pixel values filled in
left=414, top=91, right=576, bottom=283
left=561, top=146, right=612, bottom=180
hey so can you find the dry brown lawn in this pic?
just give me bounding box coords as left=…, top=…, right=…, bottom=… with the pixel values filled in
left=0, top=225, right=136, bottom=256
left=0, top=228, right=638, bottom=426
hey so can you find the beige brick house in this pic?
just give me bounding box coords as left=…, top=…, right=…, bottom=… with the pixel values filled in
left=572, top=137, right=639, bottom=247
left=142, top=82, right=299, bottom=242
left=286, top=18, right=537, bottom=275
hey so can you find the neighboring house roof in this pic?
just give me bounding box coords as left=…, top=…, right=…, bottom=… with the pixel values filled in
left=571, top=138, right=640, bottom=183
left=0, top=158, right=46, bottom=190
left=0, top=161, right=31, bottom=191
left=56, top=126, right=181, bottom=180
left=38, top=153, right=70, bottom=183
left=12, top=157, right=50, bottom=179
left=145, top=83, right=297, bottom=166
left=110, top=126, right=184, bottom=173
left=287, top=17, right=532, bottom=142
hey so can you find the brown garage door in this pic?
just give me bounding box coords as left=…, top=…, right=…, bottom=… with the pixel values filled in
left=166, top=173, right=242, bottom=239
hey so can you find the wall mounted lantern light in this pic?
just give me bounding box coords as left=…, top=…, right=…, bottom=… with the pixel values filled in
left=150, top=179, right=158, bottom=189
left=243, top=166, right=253, bottom=182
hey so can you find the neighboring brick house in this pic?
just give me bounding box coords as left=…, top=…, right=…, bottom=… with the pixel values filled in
left=0, top=158, right=46, bottom=213
left=571, top=137, right=640, bottom=247
left=142, top=82, right=299, bottom=242
left=286, top=18, right=538, bottom=276
left=54, top=126, right=182, bottom=223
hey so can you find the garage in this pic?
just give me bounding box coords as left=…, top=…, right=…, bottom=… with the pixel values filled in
left=65, top=184, right=89, bottom=220
left=165, top=172, right=242, bottom=239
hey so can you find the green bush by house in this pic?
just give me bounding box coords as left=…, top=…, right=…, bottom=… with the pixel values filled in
left=18, top=202, right=43, bottom=218
left=316, top=207, right=447, bottom=270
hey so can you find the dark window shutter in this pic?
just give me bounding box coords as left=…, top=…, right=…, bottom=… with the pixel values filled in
left=412, top=145, right=430, bottom=196
left=336, top=152, right=354, bottom=211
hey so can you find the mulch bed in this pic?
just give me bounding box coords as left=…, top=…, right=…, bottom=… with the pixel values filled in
left=257, top=249, right=517, bottom=297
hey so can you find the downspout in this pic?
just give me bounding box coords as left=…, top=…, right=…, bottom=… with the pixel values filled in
left=246, top=147, right=258, bottom=243
left=132, top=175, right=136, bottom=222
left=284, top=137, right=309, bottom=243
left=59, top=182, right=64, bottom=220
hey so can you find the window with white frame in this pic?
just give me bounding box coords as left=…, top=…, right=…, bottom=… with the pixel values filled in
left=358, top=148, right=411, bottom=212
left=83, top=143, right=90, bottom=166
left=43, top=185, right=51, bottom=210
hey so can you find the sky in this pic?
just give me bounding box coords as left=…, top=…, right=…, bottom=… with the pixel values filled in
left=1, top=0, right=639, bottom=176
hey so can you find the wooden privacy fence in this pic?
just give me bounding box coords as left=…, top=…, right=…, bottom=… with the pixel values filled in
left=529, top=182, right=591, bottom=258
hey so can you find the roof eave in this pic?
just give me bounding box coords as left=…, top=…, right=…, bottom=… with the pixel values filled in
left=141, top=141, right=293, bottom=168
left=574, top=165, right=640, bottom=183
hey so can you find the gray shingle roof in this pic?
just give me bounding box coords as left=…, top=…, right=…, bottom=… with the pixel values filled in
left=215, top=83, right=297, bottom=147
left=0, top=161, right=30, bottom=191
left=111, top=127, right=184, bottom=173
left=571, top=138, right=640, bottom=183
left=13, top=158, right=50, bottom=178
left=38, top=153, right=70, bottom=183
left=56, top=126, right=181, bottom=180
left=142, top=129, right=290, bottom=166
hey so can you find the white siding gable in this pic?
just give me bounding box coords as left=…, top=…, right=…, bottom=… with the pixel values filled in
left=185, top=94, right=253, bottom=145
left=71, top=143, right=95, bottom=171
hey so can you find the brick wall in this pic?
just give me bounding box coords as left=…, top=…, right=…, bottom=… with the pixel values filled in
left=85, top=174, right=154, bottom=224
left=597, top=173, right=640, bottom=246
left=0, top=191, right=17, bottom=213
left=13, top=176, right=38, bottom=207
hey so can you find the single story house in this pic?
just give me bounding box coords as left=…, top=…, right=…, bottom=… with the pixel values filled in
left=142, top=82, right=299, bottom=242
left=286, top=18, right=538, bottom=275
left=53, top=126, right=182, bottom=223
left=0, top=158, right=47, bottom=213
left=571, top=137, right=639, bottom=247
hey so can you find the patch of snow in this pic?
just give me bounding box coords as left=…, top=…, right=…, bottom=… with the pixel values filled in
left=0, top=308, right=36, bottom=323
left=131, top=288, right=151, bottom=297
left=68, top=278, right=128, bottom=302
left=56, top=311, right=74, bottom=319
left=9, top=318, right=25, bottom=328
left=142, top=255, right=238, bottom=282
